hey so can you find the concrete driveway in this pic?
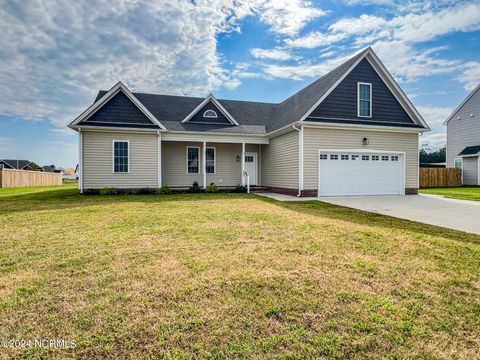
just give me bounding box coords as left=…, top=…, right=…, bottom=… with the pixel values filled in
left=319, top=194, right=480, bottom=234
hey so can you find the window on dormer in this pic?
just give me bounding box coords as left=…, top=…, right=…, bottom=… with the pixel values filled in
left=203, top=110, right=218, bottom=118
left=358, top=82, right=372, bottom=118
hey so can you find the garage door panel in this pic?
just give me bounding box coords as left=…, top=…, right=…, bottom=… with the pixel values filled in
left=318, top=152, right=404, bottom=196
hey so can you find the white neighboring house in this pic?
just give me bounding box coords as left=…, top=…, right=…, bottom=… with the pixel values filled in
left=444, top=84, right=480, bottom=185
left=58, top=166, right=77, bottom=180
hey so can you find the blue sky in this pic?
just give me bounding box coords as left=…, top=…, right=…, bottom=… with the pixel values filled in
left=1, top=0, right=479, bottom=167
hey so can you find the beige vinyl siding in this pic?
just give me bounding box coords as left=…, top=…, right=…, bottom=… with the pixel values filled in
left=162, top=142, right=259, bottom=187
left=83, top=131, right=158, bottom=189
left=462, top=157, right=479, bottom=185
left=303, top=127, right=419, bottom=189
left=261, top=130, right=298, bottom=189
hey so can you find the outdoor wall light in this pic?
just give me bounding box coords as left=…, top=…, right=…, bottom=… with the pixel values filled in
left=236, top=155, right=241, bottom=162
left=363, top=137, right=369, bottom=145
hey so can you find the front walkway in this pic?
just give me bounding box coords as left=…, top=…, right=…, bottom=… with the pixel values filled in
left=255, top=193, right=480, bottom=234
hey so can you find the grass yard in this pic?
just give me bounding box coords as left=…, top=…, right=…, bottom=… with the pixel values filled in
left=420, top=187, right=480, bottom=201
left=1, top=185, right=479, bottom=359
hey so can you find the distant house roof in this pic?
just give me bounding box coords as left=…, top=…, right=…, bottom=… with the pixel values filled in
left=42, top=165, right=56, bottom=172
left=0, top=159, right=37, bottom=170
left=458, top=145, right=480, bottom=156
left=60, top=166, right=76, bottom=175
left=71, top=47, right=429, bottom=134
left=444, top=83, right=480, bottom=125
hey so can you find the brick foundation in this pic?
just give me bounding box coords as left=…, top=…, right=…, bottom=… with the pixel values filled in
left=260, top=187, right=317, bottom=197
left=405, top=188, right=418, bottom=195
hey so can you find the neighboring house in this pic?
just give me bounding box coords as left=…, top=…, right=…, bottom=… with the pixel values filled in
left=444, top=84, right=480, bottom=186
left=59, top=166, right=77, bottom=180
left=0, top=159, right=42, bottom=171
left=69, top=47, right=430, bottom=197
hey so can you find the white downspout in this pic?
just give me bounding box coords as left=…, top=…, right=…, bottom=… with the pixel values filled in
left=293, top=124, right=303, bottom=197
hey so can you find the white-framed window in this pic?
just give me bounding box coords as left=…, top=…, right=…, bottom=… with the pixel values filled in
left=362, top=155, right=369, bottom=160
left=320, top=154, right=328, bottom=160
left=352, top=155, right=360, bottom=160
left=187, top=146, right=200, bottom=174
left=382, top=155, right=389, bottom=161
left=391, top=155, right=399, bottom=161
left=454, top=158, right=463, bottom=169
left=206, top=147, right=215, bottom=174
left=203, top=110, right=218, bottom=118
left=372, top=155, right=379, bottom=161
left=341, top=154, right=349, bottom=160
left=357, top=82, right=372, bottom=118
left=113, top=140, right=129, bottom=173
left=330, top=154, right=338, bottom=160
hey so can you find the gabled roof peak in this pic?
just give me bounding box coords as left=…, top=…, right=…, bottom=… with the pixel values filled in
left=181, top=94, right=239, bottom=125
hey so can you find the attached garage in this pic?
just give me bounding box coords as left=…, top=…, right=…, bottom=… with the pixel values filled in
left=317, top=150, right=405, bottom=196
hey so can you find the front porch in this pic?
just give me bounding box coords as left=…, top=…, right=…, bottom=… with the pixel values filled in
left=160, top=138, right=266, bottom=190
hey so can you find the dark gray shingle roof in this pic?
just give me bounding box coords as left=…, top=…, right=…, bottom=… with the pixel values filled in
left=0, top=159, right=32, bottom=169
left=458, top=145, right=480, bottom=156
left=91, top=48, right=418, bottom=134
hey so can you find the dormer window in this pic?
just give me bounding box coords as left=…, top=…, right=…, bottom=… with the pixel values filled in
left=203, top=110, right=218, bottom=118
left=357, top=82, right=372, bottom=118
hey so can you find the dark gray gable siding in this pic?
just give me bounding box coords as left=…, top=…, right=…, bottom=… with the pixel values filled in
left=308, top=58, right=414, bottom=124
left=83, top=91, right=155, bottom=126
left=188, top=100, right=232, bottom=125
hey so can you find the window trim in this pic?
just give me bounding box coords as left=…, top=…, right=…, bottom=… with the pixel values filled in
left=203, top=110, right=218, bottom=119
left=186, top=146, right=200, bottom=175
left=357, top=82, right=372, bottom=118
left=454, top=158, right=463, bottom=169
left=112, top=140, right=130, bottom=174
left=206, top=146, right=216, bottom=174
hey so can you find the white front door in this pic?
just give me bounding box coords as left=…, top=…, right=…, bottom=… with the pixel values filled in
left=318, top=151, right=405, bottom=196
left=244, top=152, right=257, bottom=186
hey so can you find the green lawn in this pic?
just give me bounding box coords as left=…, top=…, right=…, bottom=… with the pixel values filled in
left=420, top=187, right=480, bottom=201
left=1, top=185, right=479, bottom=359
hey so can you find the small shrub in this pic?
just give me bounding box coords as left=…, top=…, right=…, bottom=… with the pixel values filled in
left=156, top=186, right=172, bottom=195
left=188, top=181, right=203, bottom=193
left=233, top=184, right=247, bottom=193
left=83, top=189, right=100, bottom=195
left=205, top=183, right=218, bottom=193
left=137, top=188, right=153, bottom=195
left=99, top=188, right=117, bottom=195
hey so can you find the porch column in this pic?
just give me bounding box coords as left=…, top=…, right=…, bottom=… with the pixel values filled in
left=241, top=142, right=245, bottom=186
left=157, top=131, right=162, bottom=188
left=203, top=141, right=207, bottom=189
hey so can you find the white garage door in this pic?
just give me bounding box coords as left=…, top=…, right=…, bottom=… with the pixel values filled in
left=318, top=151, right=405, bottom=197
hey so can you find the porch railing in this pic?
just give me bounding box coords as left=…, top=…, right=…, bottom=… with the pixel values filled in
left=243, top=171, right=250, bottom=193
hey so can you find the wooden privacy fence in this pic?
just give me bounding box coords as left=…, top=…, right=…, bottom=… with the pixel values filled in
left=0, top=168, right=62, bottom=188
left=420, top=168, right=462, bottom=188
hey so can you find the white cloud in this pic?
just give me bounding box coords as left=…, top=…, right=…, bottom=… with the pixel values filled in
left=250, top=48, right=293, bottom=61
left=285, top=32, right=346, bottom=49
left=420, top=132, right=446, bottom=151
left=279, top=2, right=480, bottom=85
left=263, top=55, right=351, bottom=80
left=457, top=61, right=480, bottom=91
left=0, top=0, right=263, bottom=128
left=329, top=14, right=387, bottom=36
left=258, top=0, right=327, bottom=36
left=417, top=106, right=453, bottom=127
